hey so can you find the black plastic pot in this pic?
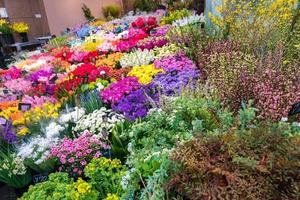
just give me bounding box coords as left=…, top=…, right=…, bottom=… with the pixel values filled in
left=19, top=32, right=28, bottom=42
left=14, top=185, right=29, bottom=197
left=0, top=33, right=15, bottom=45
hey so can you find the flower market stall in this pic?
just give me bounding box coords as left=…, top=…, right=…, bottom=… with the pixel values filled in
left=0, top=1, right=300, bottom=200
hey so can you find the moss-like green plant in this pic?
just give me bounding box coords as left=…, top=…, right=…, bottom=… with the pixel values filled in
left=82, top=4, right=95, bottom=21
left=102, top=5, right=121, bottom=20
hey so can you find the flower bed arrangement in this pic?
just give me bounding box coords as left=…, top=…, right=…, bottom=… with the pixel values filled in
left=0, top=3, right=299, bottom=200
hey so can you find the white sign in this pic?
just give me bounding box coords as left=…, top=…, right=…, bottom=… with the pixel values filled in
left=35, top=14, right=42, bottom=18
left=0, top=8, right=8, bottom=18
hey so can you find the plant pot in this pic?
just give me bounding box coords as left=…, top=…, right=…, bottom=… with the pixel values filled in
left=0, top=33, right=15, bottom=45
left=14, top=185, right=29, bottom=197
left=19, top=32, right=28, bottom=42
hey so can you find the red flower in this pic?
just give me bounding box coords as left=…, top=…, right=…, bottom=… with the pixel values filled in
left=83, top=51, right=99, bottom=63
left=132, top=17, right=145, bottom=28
left=147, top=16, right=157, bottom=26
left=71, top=63, right=97, bottom=77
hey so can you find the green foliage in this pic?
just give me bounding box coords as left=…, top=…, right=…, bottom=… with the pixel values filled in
left=84, top=157, right=126, bottom=199
left=48, top=36, right=69, bottom=48
left=102, top=5, right=121, bottom=20
left=114, top=95, right=231, bottom=199
left=82, top=4, right=95, bottom=21
left=0, top=24, right=12, bottom=34
left=133, top=0, right=162, bottom=12
left=238, top=100, right=258, bottom=129
left=79, top=90, right=104, bottom=114
left=160, top=9, right=192, bottom=25
left=20, top=172, right=99, bottom=200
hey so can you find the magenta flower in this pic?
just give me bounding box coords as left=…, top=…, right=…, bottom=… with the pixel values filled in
left=100, top=76, right=142, bottom=104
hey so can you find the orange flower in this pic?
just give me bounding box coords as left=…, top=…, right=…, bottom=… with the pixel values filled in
left=0, top=100, right=19, bottom=110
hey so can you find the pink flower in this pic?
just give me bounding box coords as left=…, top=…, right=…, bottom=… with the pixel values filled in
left=73, top=168, right=78, bottom=172
left=94, top=151, right=101, bottom=158
left=68, top=157, right=75, bottom=163
left=80, top=160, right=87, bottom=166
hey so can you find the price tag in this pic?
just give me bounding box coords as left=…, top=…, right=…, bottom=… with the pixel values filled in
left=0, top=117, right=7, bottom=125
left=33, top=173, right=48, bottom=184
left=288, top=102, right=300, bottom=116
left=18, top=103, right=31, bottom=112
left=49, top=74, right=58, bottom=84
left=3, top=89, right=9, bottom=94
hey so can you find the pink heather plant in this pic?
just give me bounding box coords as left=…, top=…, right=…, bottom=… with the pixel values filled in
left=100, top=76, right=141, bottom=104
left=251, top=68, right=300, bottom=121
left=49, top=130, right=110, bottom=177
left=22, top=95, right=57, bottom=108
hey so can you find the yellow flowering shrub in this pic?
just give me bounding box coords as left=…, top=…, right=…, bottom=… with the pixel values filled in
left=96, top=52, right=123, bottom=68
left=128, top=64, right=164, bottom=84
left=209, top=0, right=297, bottom=48
left=11, top=22, right=29, bottom=33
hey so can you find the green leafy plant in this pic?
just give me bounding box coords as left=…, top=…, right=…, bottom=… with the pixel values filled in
left=48, top=36, right=69, bottom=49
left=84, top=157, right=126, bottom=199
left=160, top=9, right=192, bottom=25
left=79, top=90, right=104, bottom=114
left=82, top=4, right=95, bottom=21
left=20, top=172, right=98, bottom=200
left=102, top=5, right=121, bottom=20
left=133, top=0, right=162, bottom=12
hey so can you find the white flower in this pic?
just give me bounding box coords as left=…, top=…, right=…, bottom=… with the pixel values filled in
left=172, top=13, right=205, bottom=27
left=120, top=49, right=154, bottom=67
left=281, top=117, right=288, bottom=122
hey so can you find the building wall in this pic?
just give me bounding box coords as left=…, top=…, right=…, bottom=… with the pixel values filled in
left=43, top=0, right=123, bottom=36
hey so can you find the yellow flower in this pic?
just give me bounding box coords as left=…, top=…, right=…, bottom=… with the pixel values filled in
left=18, top=127, right=29, bottom=136
left=0, top=19, right=8, bottom=26
left=11, top=22, right=29, bottom=33
left=104, top=193, right=119, bottom=200
left=128, top=64, right=165, bottom=84
left=75, top=178, right=91, bottom=194
left=90, top=19, right=106, bottom=27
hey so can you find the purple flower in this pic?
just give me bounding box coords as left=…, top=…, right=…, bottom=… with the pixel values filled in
left=151, top=68, right=200, bottom=95
left=30, top=69, right=53, bottom=82
left=113, top=85, right=159, bottom=121
left=0, top=119, right=17, bottom=144
left=150, top=25, right=173, bottom=37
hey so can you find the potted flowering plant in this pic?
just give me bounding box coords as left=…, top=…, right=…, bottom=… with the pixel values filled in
left=0, top=151, right=32, bottom=189
left=0, top=19, right=15, bottom=45
left=11, top=22, right=29, bottom=42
